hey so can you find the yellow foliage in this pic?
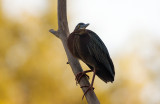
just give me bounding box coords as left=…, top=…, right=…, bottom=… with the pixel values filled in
left=0, top=0, right=160, bottom=104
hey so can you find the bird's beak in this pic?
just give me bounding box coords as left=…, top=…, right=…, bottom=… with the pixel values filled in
left=84, top=23, right=89, bottom=28
left=82, top=23, right=89, bottom=29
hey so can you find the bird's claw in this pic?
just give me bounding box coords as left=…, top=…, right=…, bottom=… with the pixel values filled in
left=81, top=85, right=95, bottom=90
left=75, top=72, right=89, bottom=85
left=81, top=85, right=95, bottom=100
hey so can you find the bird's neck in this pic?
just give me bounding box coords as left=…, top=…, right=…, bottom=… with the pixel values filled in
left=74, top=29, right=87, bottom=35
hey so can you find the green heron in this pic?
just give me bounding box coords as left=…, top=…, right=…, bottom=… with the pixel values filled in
left=67, top=23, right=115, bottom=98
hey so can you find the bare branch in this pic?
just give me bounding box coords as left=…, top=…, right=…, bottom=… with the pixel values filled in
left=50, top=0, right=100, bottom=103
left=49, top=29, right=59, bottom=38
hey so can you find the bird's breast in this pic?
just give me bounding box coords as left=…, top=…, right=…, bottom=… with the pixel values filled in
left=67, top=32, right=91, bottom=60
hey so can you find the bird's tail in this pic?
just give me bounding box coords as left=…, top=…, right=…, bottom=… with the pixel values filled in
left=96, top=68, right=114, bottom=83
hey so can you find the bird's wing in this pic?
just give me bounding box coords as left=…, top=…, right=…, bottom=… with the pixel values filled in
left=87, top=30, right=115, bottom=75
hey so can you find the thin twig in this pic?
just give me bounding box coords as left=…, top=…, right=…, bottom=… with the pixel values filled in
left=49, top=29, right=59, bottom=38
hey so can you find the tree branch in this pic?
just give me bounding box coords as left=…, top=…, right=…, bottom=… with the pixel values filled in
left=49, top=29, right=59, bottom=38
left=49, top=0, right=100, bottom=103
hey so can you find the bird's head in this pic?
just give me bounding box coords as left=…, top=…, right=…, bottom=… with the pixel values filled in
left=74, top=23, right=89, bottom=31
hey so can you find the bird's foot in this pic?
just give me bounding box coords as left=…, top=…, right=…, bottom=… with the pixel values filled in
left=75, top=72, right=89, bottom=85
left=81, top=85, right=95, bottom=100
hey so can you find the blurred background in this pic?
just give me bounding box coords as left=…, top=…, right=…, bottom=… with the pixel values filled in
left=0, top=0, right=160, bottom=104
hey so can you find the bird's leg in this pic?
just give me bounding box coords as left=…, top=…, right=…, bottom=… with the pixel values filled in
left=75, top=70, right=93, bottom=85
left=81, top=69, right=96, bottom=100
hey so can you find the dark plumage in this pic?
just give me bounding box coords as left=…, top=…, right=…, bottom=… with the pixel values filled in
left=67, top=23, right=115, bottom=97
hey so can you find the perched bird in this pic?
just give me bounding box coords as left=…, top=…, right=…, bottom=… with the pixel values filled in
left=67, top=23, right=115, bottom=98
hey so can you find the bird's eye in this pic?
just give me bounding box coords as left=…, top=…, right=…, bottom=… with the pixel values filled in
left=74, top=24, right=81, bottom=30
left=77, top=25, right=80, bottom=29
